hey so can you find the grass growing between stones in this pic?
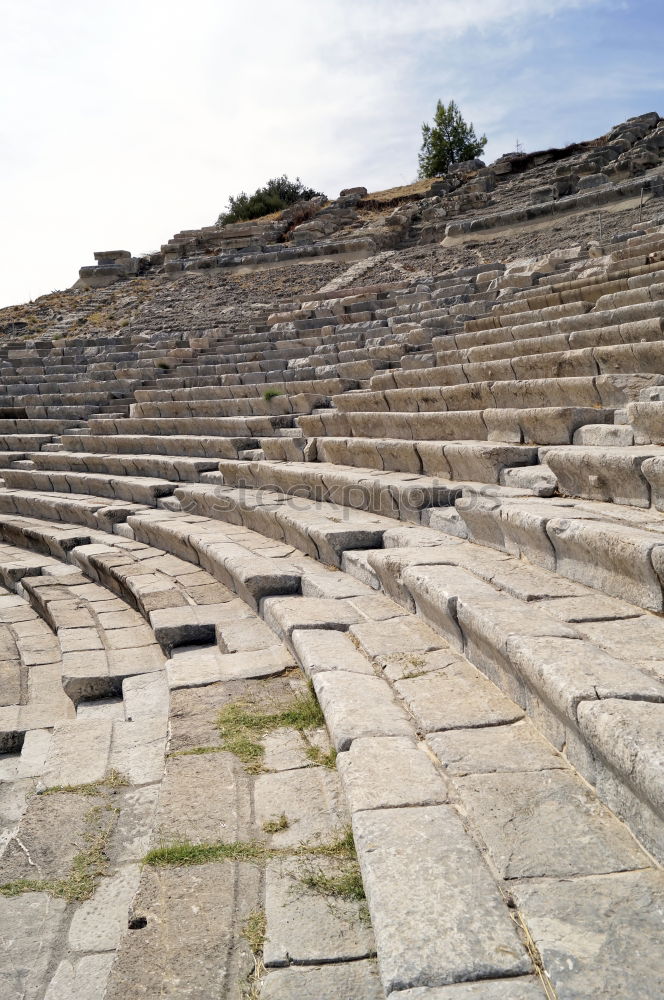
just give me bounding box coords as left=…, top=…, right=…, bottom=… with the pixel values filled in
left=216, top=682, right=325, bottom=773
left=292, top=826, right=368, bottom=920
left=298, top=865, right=366, bottom=904
left=40, top=768, right=129, bottom=797
left=262, top=813, right=290, bottom=834
left=143, top=838, right=269, bottom=867
left=0, top=804, right=117, bottom=903
left=242, top=909, right=267, bottom=1000
left=143, top=825, right=359, bottom=869
left=305, top=746, right=337, bottom=769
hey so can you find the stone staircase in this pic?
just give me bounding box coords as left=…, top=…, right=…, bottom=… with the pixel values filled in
left=1, top=115, right=664, bottom=999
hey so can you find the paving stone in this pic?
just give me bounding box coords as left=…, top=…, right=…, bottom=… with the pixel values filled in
left=262, top=596, right=363, bottom=639
left=155, top=752, right=252, bottom=844
left=77, top=698, right=126, bottom=720
left=512, top=869, right=664, bottom=999
left=395, top=660, right=524, bottom=732
left=350, top=615, right=444, bottom=658
left=109, top=783, right=160, bottom=863
left=353, top=805, right=530, bottom=992
left=167, top=643, right=293, bottom=688
left=41, top=719, right=113, bottom=786
left=122, top=671, right=169, bottom=721
left=68, top=864, right=141, bottom=951
left=338, top=736, right=447, bottom=812
left=263, top=856, right=375, bottom=966
left=394, top=979, right=546, bottom=999
left=44, top=955, right=116, bottom=1000
left=427, top=720, right=565, bottom=776
left=0, top=788, right=106, bottom=881
left=105, top=625, right=156, bottom=650
left=0, top=893, right=68, bottom=1000
left=260, top=959, right=384, bottom=1000
left=291, top=627, right=373, bottom=675
left=16, top=728, right=53, bottom=778
left=313, top=671, right=413, bottom=750
left=262, top=727, right=326, bottom=771
left=104, top=863, right=259, bottom=1000
left=217, top=616, right=276, bottom=652
left=254, top=766, right=347, bottom=848
left=109, top=719, right=166, bottom=784
left=378, top=646, right=461, bottom=683
left=455, top=768, right=650, bottom=879
left=578, top=615, right=664, bottom=679
left=542, top=592, right=643, bottom=622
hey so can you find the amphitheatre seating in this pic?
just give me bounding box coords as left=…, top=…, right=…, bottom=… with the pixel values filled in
left=2, top=120, right=664, bottom=998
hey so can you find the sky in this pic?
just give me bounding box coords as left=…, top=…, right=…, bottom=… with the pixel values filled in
left=1, top=0, right=663, bottom=308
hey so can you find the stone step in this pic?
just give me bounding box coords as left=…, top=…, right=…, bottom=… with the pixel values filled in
left=312, top=436, right=539, bottom=484
left=542, top=444, right=664, bottom=506
left=129, top=392, right=328, bottom=418
left=2, top=469, right=176, bottom=506
left=30, top=451, right=219, bottom=482
left=87, top=415, right=299, bottom=438
left=300, top=405, right=614, bottom=446
left=134, top=376, right=358, bottom=403
left=369, top=338, right=664, bottom=392
left=12, top=498, right=659, bottom=996
left=60, top=433, right=257, bottom=459
left=217, top=458, right=472, bottom=522
left=454, top=490, right=664, bottom=612
left=332, top=373, right=661, bottom=414
left=433, top=316, right=664, bottom=368
left=0, top=488, right=148, bottom=532
left=342, top=535, right=664, bottom=862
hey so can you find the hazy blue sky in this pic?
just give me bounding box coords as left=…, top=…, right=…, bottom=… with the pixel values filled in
left=1, top=0, right=662, bottom=307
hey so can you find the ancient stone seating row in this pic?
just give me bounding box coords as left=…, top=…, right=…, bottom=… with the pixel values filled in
left=3, top=488, right=661, bottom=878
left=0, top=469, right=663, bottom=996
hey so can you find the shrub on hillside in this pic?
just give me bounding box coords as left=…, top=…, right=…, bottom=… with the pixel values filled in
left=217, top=175, right=325, bottom=225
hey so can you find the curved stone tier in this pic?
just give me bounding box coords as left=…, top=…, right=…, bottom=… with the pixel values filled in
left=1, top=114, right=664, bottom=998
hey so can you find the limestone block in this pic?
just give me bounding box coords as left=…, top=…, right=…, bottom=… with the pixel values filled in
left=578, top=698, right=664, bottom=822
left=456, top=767, right=649, bottom=879
left=0, top=894, right=68, bottom=1000
left=353, top=805, right=530, bottom=993
left=544, top=445, right=657, bottom=506
left=394, top=980, right=546, bottom=999
left=395, top=660, right=524, bottom=732
left=44, top=955, right=116, bottom=1000
left=262, top=597, right=362, bottom=640
left=291, top=628, right=373, bottom=676
left=427, top=719, right=564, bottom=776
left=263, top=856, right=374, bottom=966
left=546, top=517, right=664, bottom=610
left=337, top=736, right=447, bottom=812
left=313, top=671, right=412, bottom=750
left=68, top=864, right=141, bottom=951
left=260, top=961, right=383, bottom=1000
left=512, top=870, right=664, bottom=999
left=254, top=766, right=347, bottom=848
left=350, top=615, right=443, bottom=658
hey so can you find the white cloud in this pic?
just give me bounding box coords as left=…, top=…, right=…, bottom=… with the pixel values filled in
left=0, top=0, right=651, bottom=307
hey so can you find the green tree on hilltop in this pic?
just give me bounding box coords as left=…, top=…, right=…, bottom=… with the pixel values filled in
left=418, top=100, right=487, bottom=178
